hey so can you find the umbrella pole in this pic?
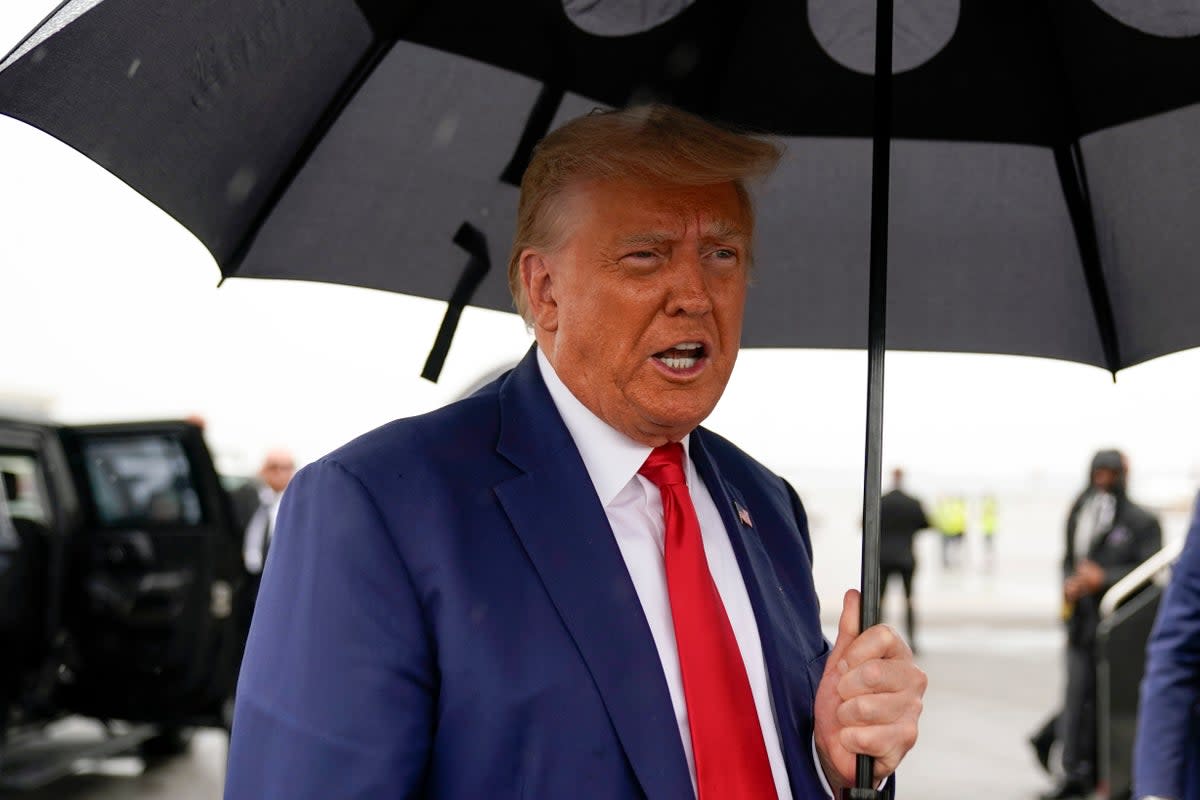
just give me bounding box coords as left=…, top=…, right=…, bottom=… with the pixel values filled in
left=844, top=0, right=892, bottom=797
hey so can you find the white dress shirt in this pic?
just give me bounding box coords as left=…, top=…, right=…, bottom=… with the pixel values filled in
left=243, top=486, right=282, bottom=575
left=537, top=349, right=825, bottom=799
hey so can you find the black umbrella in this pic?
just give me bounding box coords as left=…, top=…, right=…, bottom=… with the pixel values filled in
left=4, top=1, right=1200, bottom=793
left=3, top=0, right=1199, bottom=371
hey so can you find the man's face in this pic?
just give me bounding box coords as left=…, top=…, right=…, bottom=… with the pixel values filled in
left=1092, top=467, right=1118, bottom=492
left=261, top=452, right=296, bottom=493
left=523, top=178, right=750, bottom=445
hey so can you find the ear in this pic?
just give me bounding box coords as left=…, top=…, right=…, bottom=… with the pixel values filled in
left=520, top=250, right=559, bottom=332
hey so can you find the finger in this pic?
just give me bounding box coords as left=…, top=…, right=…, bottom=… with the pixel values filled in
left=834, top=589, right=861, bottom=651
left=836, top=682, right=925, bottom=726
left=837, top=659, right=927, bottom=701
left=825, top=589, right=861, bottom=675
left=839, top=719, right=920, bottom=772
left=840, top=622, right=911, bottom=670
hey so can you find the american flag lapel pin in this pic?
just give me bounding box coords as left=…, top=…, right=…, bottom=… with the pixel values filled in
left=735, top=501, right=753, bottom=528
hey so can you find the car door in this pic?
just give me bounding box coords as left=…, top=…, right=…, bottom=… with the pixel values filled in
left=0, top=423, right=62, bottom=706
left=57, top=421, right=243, bottom=725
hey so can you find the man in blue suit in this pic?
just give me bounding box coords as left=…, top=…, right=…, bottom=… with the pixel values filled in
left=225, top=104, right=926, bottom=799
left=1134, top=492, right=1200, bottom=800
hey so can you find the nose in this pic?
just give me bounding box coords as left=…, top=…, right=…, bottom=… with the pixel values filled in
left=664, top=252, right=712, bottom=317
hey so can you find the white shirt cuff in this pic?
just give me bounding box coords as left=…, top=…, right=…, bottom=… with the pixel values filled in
left=812, top=735, right=836, bottom=798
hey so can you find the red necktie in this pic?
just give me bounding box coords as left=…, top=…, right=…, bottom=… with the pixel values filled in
left=639, top=443, right=778, bottom=800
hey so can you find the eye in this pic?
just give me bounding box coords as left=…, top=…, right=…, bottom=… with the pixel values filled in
left=620, top=250, right=663, bottom=268
left=706, top=247, right=740, bottom=264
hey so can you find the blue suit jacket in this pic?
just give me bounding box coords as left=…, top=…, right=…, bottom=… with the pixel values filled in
left=225, top=347, right=834, bottom=799
left=1134, top=492, right=1200, bottom=800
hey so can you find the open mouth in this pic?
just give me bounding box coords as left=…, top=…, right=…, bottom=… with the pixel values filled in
left=652, top=342, right=707, bottom=371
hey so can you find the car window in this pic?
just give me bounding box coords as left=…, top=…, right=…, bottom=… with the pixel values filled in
left=80, top=435, right=204, bottom=527
left=0, top=451, right=50, bottom=525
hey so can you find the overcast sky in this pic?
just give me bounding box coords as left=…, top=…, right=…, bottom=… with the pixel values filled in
left=1, top=0, right=1198, bottom=501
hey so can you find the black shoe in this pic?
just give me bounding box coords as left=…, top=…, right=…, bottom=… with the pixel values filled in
left=1029, top=731, right=1052, bottom=773
left=1038, top=779, right=1089, bottom=800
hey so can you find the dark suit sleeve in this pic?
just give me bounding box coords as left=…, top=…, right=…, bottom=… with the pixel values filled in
left=1133, top=494, right=1200, bottom=800
left=1102, top=512, right=1163, bottom=593
left=229, top=483, right=262, bottom=534
left=225, top=459, right=435, bottom=799
left=1064, top=496, right=1083, bottom=577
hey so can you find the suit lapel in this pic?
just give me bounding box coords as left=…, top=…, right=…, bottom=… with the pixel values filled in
left=493, top=349, right=692, bottom=800
left=689, top=430, right=824, bottom=799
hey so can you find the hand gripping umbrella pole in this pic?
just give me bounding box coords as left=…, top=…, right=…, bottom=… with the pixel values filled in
left=844, top=0, right=892, bottom=797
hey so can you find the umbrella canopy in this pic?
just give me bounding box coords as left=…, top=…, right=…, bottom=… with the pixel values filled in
left=3, top=0, right=1200, bottom=374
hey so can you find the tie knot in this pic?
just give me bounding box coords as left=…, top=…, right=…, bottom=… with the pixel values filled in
left=639, top=443, right=686, bottom=488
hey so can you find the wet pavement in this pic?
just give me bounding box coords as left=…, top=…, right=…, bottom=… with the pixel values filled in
left=901, top=623, right=1065, bottom=800
left=0, top=727, right=227, bottom=800
left=0, top=619, right=1066, bottom=800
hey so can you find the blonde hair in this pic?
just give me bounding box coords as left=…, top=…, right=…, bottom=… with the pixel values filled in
left=507, top=104, right=782, bottom=322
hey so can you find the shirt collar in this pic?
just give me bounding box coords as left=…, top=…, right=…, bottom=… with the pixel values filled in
left=537, top=347, right=692, bottom=507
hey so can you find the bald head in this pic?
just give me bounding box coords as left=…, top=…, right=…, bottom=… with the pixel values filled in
left=259, top=448, right=296, bottom=493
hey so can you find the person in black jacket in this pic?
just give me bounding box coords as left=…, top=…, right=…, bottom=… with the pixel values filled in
left=879, top=467, right=932, bottom=653
left=1039, top=449, right=1162, bottom=800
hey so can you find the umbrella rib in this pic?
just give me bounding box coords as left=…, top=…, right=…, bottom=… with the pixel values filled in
left=1041, top=3, right=1122, bottom=376
left=1053, top=143, right=1122, bottom=377
left=221, top=31, right=399, bottom=277
left=500, top=84, right=566, bottom=187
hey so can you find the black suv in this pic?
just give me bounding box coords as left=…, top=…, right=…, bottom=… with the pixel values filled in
left=0, top=415, right=246, bottom=789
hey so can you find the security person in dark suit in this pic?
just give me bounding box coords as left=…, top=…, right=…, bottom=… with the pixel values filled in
left=879, top=467, right=931, bottom=653
left=1041, top=449, right=1162, bottom=800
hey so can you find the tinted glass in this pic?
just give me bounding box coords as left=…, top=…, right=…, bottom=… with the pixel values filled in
left=0, top=451, right=50, bottom=525
left=81, top=435, right=203, bottom=527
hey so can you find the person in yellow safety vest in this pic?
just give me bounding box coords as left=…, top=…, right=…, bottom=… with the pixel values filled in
left=981, top=494, right=998, bottom=572
left=934, top=495, right=967, bottom=569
